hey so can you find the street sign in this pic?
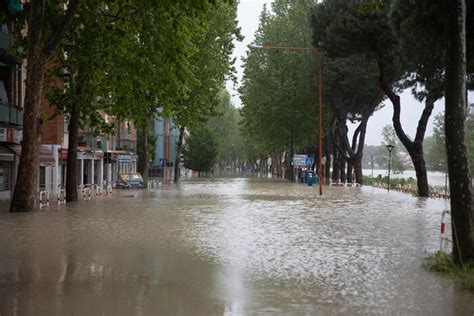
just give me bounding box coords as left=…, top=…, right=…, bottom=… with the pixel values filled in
left=159, top=158, right=165, bottom=166
left=292, top=155, right=314, bottom=166
left=291, top=154, right=307, bottom=166
left=117, top=155, right=131, bottom=163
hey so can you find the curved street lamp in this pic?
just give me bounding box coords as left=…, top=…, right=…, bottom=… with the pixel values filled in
left=386, top=144, right=394, bottom=192
left=249, top=43, right=324, bottom=195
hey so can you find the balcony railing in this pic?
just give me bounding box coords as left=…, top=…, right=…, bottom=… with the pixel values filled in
left=0, top=103, right=22, bottom=126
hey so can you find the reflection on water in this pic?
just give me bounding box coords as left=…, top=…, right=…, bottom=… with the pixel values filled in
left=0, top=177, right=473, bottom=315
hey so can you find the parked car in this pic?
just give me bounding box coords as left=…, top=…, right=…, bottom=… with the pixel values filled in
left=116, top=173, right=144, bottom=189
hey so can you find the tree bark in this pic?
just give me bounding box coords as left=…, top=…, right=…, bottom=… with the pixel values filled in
left=288, top=132, right=295, bottom=181
left=354, top=157, right=363, bottom=185
left=445, top=0, right=474, bottom=264
left=137, top=123, right=148, bottom=187
left=174, top=126, right=185, bottom=182
left=378, top=62, right=434, bottom=197
left=347, top=160, right=353, bottom=184
left=10, top=2, right=46, bottom=212
left=409, top=144, right=429, bottom=197
left=339, top=158, right=346, bottom=184
left=324, top=136, right=331, bottom=185
left=9, top=0, right=82, bottom=212
left=331, top=127, right=340, bottom=183
left=65, top=89, right=81, bottom=202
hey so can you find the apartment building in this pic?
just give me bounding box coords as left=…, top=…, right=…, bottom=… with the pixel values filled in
left=40, top=108, right=138, bottom=194
left=0, top=21, right=23, bottom=199
left=149, top=117, right=185, bottom=180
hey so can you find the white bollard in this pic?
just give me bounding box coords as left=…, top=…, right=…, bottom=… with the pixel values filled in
left=83, top=187, right=92, bottom=200
left=58, top=189, right=66, bottom=204
left=39, top=191, right=50, bottom=208
left=106, top=184, right=113, bottom=197
left=440, top=210, right=451, bottom=252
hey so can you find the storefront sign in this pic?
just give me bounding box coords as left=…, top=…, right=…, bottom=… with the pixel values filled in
left=0, top=128, right=21, bottom=144
left=117, top=155, right=131, bottom=163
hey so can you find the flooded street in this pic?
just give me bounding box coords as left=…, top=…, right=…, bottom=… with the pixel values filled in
left=0, top=177, right=473, bottom=315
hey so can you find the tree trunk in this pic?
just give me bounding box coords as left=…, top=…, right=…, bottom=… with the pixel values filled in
left=137, top=123, right=148, bottom=187
left=332, top=130, right=340, bottom=183
left=324, top=136, right=331, bottom=184
left=378, top=62, right=434, bottom=197
left=9, top=0, right=81, bottom=212
left=354, top=157, right=363, bottom=185
left=445, top=0, right=474, bottom=264
left=65, top=93, right=81, bottom=202
left=10, top=2, right=46, bottom=212
left=340, top=158, right=346, bottom=184
left=174, top=126, right=185, bottom=182
left=289, top=133, right=295, bottom=181
left=346, top=160, right=353, bottom=184
left=410, top=145, right=429, bottom=197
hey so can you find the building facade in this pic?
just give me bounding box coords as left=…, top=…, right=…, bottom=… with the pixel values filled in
left=150, top=117, right=182, bottom=179
left=40, top=111, right=138, bottom=195
left=0, top=20, right=23, bottom=199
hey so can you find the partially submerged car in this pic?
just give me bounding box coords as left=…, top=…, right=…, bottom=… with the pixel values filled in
left=116, top=172, right=144, bottom=189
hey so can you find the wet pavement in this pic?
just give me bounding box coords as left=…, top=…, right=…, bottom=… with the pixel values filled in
left=0, top=177, right=473, bottom=315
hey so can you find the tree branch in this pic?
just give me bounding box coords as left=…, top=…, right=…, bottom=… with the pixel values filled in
left=377, top=60, right=413, bottom=150
left=414, top=97, right=436, bottom=143
left=43, top=0, right=82, bottom=59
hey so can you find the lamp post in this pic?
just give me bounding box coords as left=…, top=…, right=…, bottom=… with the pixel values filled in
left=386, top=144, right=394, bottom=192
left=250, top=44, right=324, bottom=195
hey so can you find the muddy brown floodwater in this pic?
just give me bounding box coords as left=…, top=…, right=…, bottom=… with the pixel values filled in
left=0, top=177, right=473, bottom=315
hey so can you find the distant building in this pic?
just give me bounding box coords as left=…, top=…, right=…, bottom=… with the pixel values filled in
left=40, top=110, right=138, bottom=195
left=149, top=117, right=183, bottom=179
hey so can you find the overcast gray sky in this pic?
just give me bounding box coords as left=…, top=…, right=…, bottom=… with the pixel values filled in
left=226, top=0, right=471, bottom=146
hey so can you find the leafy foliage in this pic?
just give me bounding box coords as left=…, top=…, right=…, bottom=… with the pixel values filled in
left=380, top=124, right=405, bottom=173
left=207, top=91, right=247, bottom=162
left=240, top=0, right=319, bottom=157
left=424, top=251, right=474, bottom=292
left=426, top=113, right=447, bottom=173
left=183, top=126, right=218, bottom=173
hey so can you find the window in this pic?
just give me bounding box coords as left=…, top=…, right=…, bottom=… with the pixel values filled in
left=39, top=166, right=45, bottom=190
left=0, top=160, right=11, bottom=191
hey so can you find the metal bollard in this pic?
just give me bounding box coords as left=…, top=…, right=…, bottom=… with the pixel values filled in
left=83, top=187, right=92, bottom=200
left=440, top=210, right=451, bottom=252
left=58, top=189, right=66, bottom=204
left=39, top=191, right=50, bottom=208
left=106, top=184, right=113, bottom=197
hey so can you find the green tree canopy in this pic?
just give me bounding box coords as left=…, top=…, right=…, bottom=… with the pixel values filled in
left=183, top=126, right=218, bottom=173
left=240, top=0, right=319, bottom=164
